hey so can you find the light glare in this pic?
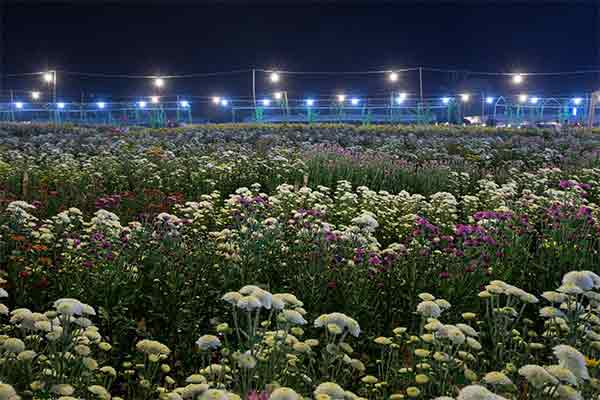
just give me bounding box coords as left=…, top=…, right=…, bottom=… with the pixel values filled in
left=270, top=72, right=280, bottom=83
left=389, top=72, right=399, bottom=82
left=512, top=74, right=524, bottom=84
left=220, top=99, right=228, bottom=106
left=573, top=97, right=583, bottom=105
left=519, top=94, right=528, bottom=103
left=350, top=97, right=360, bottom=106
left=460, top=93, right=470, bottom=102
left=14, top=102, right=23, bottom=109
left=43, top=72, right=53, bottom=83
left=150, top=96, right=159, bottom=104
left=530, top=97, right=539, bottom=104
left=337, top=94, right=346, bottom=103
left=97, top=102, right=106, bottom=109
left=138, top=101, right=147, bottom=108
left=31, top=91, right=40, bottom=100
left=212, top=96, right=221, bottom=104
left=486, top=97, right=494, bottom=104
left=180, top=100, right=190, bottom=108
left=262, top=99, right=271, bottom=107
left=154, top=78, right=164, bottom=88
left=274, top=92, right=283, bottom=100
left=306, top=99, right=315, bottom=107
left=442, top=97, right=450, bottom=104
left=57, top=102, right=65, bottom=109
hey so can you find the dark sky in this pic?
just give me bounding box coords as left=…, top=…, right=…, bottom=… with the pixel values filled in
left=2, top=0, right=600, bottom=102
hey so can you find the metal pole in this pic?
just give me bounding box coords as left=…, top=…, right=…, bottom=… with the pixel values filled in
left=252, top=68, right=257, bottom=118
left=419, top=67, right=424, bottom=103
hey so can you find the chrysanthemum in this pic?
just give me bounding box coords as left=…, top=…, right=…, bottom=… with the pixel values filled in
left=314, top=382, right=345, bottom=400
left=553, top=345, right=590, bottom=380
left=269, top=388, right=301, bottom=400
left=483, top=371, right=512, bottom=385
left=195, top=335, right=221, bottom=351
left=518, top=364, right=558, bottom=388
left=280, top=309, right=307, bottom=325
left=457, top=385, right=508, bottom=400
left=416, top=301, right=442, bottom=318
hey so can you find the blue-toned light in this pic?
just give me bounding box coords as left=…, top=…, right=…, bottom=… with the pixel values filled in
left=442, top=97, right=450, bottom=104
left=57, top=102, right=65, bottom=109
left=486, top=97, right=494, bottom=104
left=306, top=99, right=315, bottom=107
left=573, top=97, right=583, bottom=105
left=220, top=99, right=228, bottom=106
left=350, top=98, right=360, bottom=106
left=97, top=102, right=106, bottom=109
left=530, top=97, right=539, bottom=104
left=14, top=102, right=23, bottom=109
left=180, top=100, right=190, bottom=108
left=138, top=101, right=147, bottom=109
left=262, top=99, right=271, bottom=107
left=572, top=107, right=577, bottom=116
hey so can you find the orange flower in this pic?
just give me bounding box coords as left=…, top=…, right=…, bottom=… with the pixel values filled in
left=31, top=244, right=48, bottom=252
left=10, top=235, right=26, bottom=242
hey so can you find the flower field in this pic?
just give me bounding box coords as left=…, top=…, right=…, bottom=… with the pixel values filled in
left=0, top=123, right=598, bottom=399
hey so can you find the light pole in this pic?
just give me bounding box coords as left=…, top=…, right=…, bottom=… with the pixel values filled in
left=43, top=71, right=57, bottom=121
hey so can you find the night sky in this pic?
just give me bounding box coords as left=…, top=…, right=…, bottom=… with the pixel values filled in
left=2, top=0, right=600, bottom=102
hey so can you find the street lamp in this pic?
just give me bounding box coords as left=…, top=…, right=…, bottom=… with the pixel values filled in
left=274, top=92, right=283, bottom=100
left=388, top=72, right=399, bottom=82
left=486, top=97, right=494, bottom=104
left=31, top=91, right=40, bottom=100
left=97, top=102, right=106, bottom=109
left=518, top=94, right=528, bottom=103
left=530, top=97, right=539, bottom=104
left=337, top=94, right=346, bottom=103
left=138, top=101, right=147, bottom=109
left=154, top=78, right=165, bottom=88
left=512, top=73, right=524, bottom=85
left=179, top=100, right=190, bottom=108
left=14, top=102, right=23, bottom=109
left=350, top=98, right=360, bottom=106
left=442, top=97, right=451, bottom=104
left=151, top=96, right=160, bottom=104
left=42, top=71, right=57, bottom=105
left=212, top=96, right=221, bottom=104
left=460, top=93, right=470, bottom=102
left=573, top=97, right=583, bottom=105
left=262, top=99, right=271, bottom=107
left=269, top=72, right=280, bottom=83
left=305, top=99, right=315, bottom=107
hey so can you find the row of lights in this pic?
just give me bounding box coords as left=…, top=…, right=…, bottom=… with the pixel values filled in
left=10, top=95, right=590, bottom=110
left=12, top=99, right=192, bottom=109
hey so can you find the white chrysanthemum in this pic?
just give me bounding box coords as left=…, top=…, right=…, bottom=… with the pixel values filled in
left=554, top=385, right=583, bottom=400
left=51, top=384, right=75, bottom=396
left=185, top=374, right=207, bottom=384
left=87, top=385, right=110, bottom=399
left=221, top=292, right=242, bottom=305
left=456, top=323, right=478, bottom=337
left=314, top=382, right=346, bottom=400
left=435, top=299, right=452, bottom=310
left=418, top=293, right=436, bottom=301
left=0, top=289, right=8, bottom=298
left=557, top=283, right=584, bottom=295
left=200, top=389, right=229, bottom=400
left=539, top=306, right=565, bottom=318
left=457, top=385, right=507, bottom=400
left=416, top=301, right=442, bottom=318
left=3, top=338, right=25, bottom=353
left=518, top=364, right=558, bottom=388
left=182, top=384, right=209, bottom=399
left=0, top=384, right=17, bottom=400
left=238, top=353, right=257, bottom=369
left=195, top=335, right=221, bottom=351
left=236, top=295, right=262, bottom=311
left=562, top=271, right=598, bottom=291
left=314, top=313, right=360, bottom=337
left=436, top=324, right=466, bottom=345
left=269, top=388, right=301, bottom=400
left=280, top=309, right=307, bottom=325
left=483, top=371, right=513, bottom=385
left=542, top=291, right=568, bottom=304
left=136, top=339, right=171, bottom=356
left=545, top=365, right=577, bottom=385
left=553, top=345, right=590, bottom=380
